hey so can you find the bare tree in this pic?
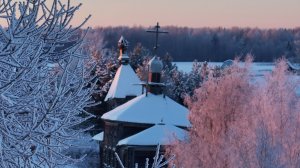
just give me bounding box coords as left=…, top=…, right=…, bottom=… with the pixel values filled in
left=252, top=59, right=300, bottom=168
left=168, top=58, right=256, bottom=168
left=0, top=0, right=96, bottom=167
left=168, top=58, right=300, bottom=168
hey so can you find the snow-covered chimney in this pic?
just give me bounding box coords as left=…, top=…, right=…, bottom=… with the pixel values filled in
left=118, top=36, right=129, bottom=65
left=147, top=56, right=163, bottom=94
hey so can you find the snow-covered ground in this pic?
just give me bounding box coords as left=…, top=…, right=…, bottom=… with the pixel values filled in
left=63, top=133, right=99, bottom=168
left=174, top=62, right=274, bottom=75
left=174, top=61, right=300, bottom=96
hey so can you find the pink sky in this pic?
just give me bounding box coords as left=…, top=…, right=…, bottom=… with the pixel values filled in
left=2, top=0, right=300, bottom=28
left=70, top=0, right=300, bottom=28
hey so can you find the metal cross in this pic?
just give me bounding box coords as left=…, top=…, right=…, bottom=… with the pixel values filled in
left=146, top=22, right=168, bottom=53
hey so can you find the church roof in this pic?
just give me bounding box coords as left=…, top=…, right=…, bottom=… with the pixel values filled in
left=117, top=124, right=187, bottom=146
left=287, top=59, right=300, bottom=71
left=102, top=93, right=190, bottom=127
left=92, top=132, right=104, bottom=141
left=104, top=64, right=142, bottom=101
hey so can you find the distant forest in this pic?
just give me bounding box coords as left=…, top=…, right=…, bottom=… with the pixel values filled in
left=86, top=26, right=300, bottom=62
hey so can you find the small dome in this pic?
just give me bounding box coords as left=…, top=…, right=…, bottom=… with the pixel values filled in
left=118, top=36, right=129, bottom=51
left=148, top=56, right=163, bottom=73
left=221, top=59, right=234, bottom=69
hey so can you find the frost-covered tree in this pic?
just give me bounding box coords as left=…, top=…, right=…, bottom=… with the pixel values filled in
left=162, top=68, right=187, bottom=102
left=0, top=0, right=96, bottom=167
left=130, top=43, right=151, bottom=70
left=182, top=60, right=204, bottom=96
left=163, top=60, right=206, bottom=103
left=136, top=57, right=151, bottom=81
left=168, top=59, right=300, bottom=168
left=90, top=48, right=118, bottom=101
left=169, top=59, right=256, bottom=168
left=252, top=59, right=300, bottom=168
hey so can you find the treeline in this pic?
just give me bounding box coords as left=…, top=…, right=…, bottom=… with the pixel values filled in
left=86, top=26, right=300, bottom=62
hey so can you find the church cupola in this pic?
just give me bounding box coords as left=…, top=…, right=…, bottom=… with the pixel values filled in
left=148, top=56, right=163, bottom=83
left=118, top=36, right=129, bottom=65
left=147, top=56, right=164, bottom=95
left=104, top=36, right=141, bottom=103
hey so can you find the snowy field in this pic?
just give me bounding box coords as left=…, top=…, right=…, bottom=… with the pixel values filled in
left=63, top=133, right=99, bottom=168
left=174, top=61, right=300, bottom=96
left=174, top=62, right=274, bottom=75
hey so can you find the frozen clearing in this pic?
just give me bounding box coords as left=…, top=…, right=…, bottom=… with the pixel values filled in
left=174, top=62, right=274, bottom=74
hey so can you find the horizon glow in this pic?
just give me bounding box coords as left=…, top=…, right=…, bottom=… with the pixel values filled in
left=1, top=0, right=300, bottom=29
left=70, top=0, right=300, bottom=29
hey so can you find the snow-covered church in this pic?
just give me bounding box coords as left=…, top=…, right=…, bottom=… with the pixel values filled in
left=104, top=36, right=142, bottom=110
left=93, top=35, right=190, bottom=168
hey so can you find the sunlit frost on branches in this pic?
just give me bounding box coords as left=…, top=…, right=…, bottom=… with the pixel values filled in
left=169, top=58, right=300, bottom=168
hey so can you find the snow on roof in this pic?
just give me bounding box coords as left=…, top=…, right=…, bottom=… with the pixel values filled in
left=287, top=60, right=300, bottom=71
left=221, top=59, right=234, bottom=69
left=117, top=124, right=187, bottom=146
left=104, top=64, right=142, bottom=101
left=102, top=93, right=190, bottom=127
left=92, top=132, right=104, bottom=141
